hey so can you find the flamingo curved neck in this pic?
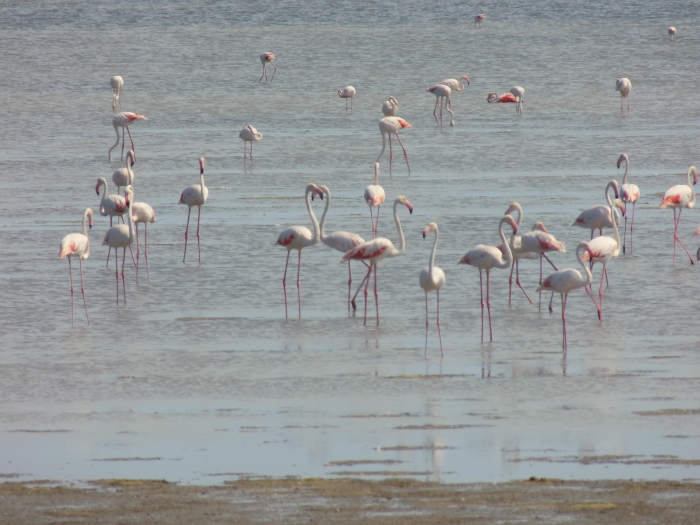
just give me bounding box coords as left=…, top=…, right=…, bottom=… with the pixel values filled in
left=99, top=178, right=108, bottom=197
left=200, top=172, right=205, bottom=194
left=393, top=200, right=406, bottom=255
left=319, top=189, right=331, bottom=241
left=604, top=181, right=615, bottom=208
left=609, top=201, right=621, bottom=251
left=512, top=203, right=523, bottom=229
left=497, top=219, right=513, bottom=269
left=686, top=168, right=696, bottom=206
left=577, top=245, right=594, bottom=288
left=125, top=192, right=134, bottom=244
left=621, top=156, right=629, bottom=185
left=82, top=210, right=90, bottom=237
left=428, top=230, right=438, bottom=272
left=306, top=189, right=320, bottom=243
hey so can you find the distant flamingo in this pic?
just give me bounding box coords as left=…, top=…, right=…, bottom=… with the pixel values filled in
left=377, top=117, right=412, bottom=175
left=59, top=207, right=94, bottom=326
left=179, top=157, right=209, bottom=264
left=112, top=149, right=135, bottom=195
left=317, top=184, right=367, bottom=311
left=510, top=86, right=525, bottom=114
left=669, top=26, right=676, bottom=41
left=108, top=112, right=148, bottom=162
left=458, top=215, right=518, bottom=343
left=102, top=185, right=135, bottom=305
left=338, top=86, right=356, bottom=111
left=487, top=92, right=518, bottom=104
left=617, top=153, right=640, bottom=254
left=259, top=52, right=276, bottom=83
left=110, top=75, right=123, bottom=112
left=341, top=196, right=414, bottom=326
left=615, top=78, right=632, bottom=112
left=276, top=183, right=325, bottom=319
left=475, top=14, right=485, bottom=27
left=364, top=162, right=386, bottom=236
left=132, top=202, right=156, bottom=284
left=420, top=222, right=445, bottom=357
left=660, top=166, right=697, bottom=266
left=439, top=76, right=470, bottom=91
left=426, top=84, right=454, bottom=127
left=537, top=242, right=599, bottom=350
left=382, top=96, right=399, bottom=116
left=571, top=180, right=624, bottom=239
left=239, top=125, right=263, bottom=161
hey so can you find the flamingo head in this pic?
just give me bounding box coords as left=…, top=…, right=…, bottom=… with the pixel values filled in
left=460, top=75, right=470, bottom=85
left=505, top=202, right=520, bottom=215
left=397, top=196, right=413, bottom=214
left=616, top=153, right=627, bottom=169
left=690, top=166, right=698, bottom=185
left=458, top=254, right=470, bottom=265
left=614, top=199, right=626, bottom=216
left=504, top=214, right=518, bottom=233
left=124, top=185, right=134, bottom=206
left=389, top=96, right=398, bottom=107
left=87, top=208, right=94, bottom=230
left=422, top=222, right=438, bottom=239
left=532, top=221, right=547, bottom=233
left=425, top=86, right=436, bottom=93
left=610, top=179, right=620, bottom=199
left=199, top=157, right=205, bottom=174
left=127, top=150, right=136, bottom=165
left=307, top=184, right=324, bottom=201
left=487, top=92, right=499, bottom=103
left=579, top=242, right=596, bottom=261
left=95, top=178, right=104, bottom=196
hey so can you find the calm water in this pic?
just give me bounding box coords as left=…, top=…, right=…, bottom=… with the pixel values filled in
left=1, top=0, right=699, bottom=485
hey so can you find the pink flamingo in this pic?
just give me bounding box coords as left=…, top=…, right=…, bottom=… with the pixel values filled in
left=376, top=117, right=412, bottom=176
left=96, top=177, right=132, bottom=266
left=338, top=86, right=356, bottom=111
left=382, top=96, right=399, bottom=116
left=537, top=242, right=599, bottom=350
left=259, top=52, right=276, bottom=83
left=239, top=125, right=263, bottom=161
left=426, top=84, right=454, bottom=127
left=458, top=215, right=518, bottom=343
left=110, top=75, right=123, bottom=112
left=420, top=222, right=445, bottom=357
left=58, top=208, right=94, bottom=326
left=475, top=14, right=485, bottom=27
left=112, top=150, right=135, bottom=195
left=669, top=26, right=677, bottom=41
left=615, top=78, right=632, bottom=112
left=617, top=153, right=640, bottom=254
left=518, top=220, right=567, bottom=312
left=132, top=202, right=156, bottom=284
left=570, top=180, right=624, bottom=239
left=317, top=184, right=367, bottom=311
left=180, top=157, right=209, bottom=264
left=364, top=162, right=385, bottom=236
left=341, top=196, right=414, bottom=326
left=276, top=183, right=325, bottom=319
left=102, top=185, right=135, bottom=305
left=487, top=86, right=524, bottom=114
left=660, top=166, right=697, bottom=266
left=108, top=112, right=147, bottom=162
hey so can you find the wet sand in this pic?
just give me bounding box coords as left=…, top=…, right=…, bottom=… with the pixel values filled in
left=2, top=477, right=699, bottom=524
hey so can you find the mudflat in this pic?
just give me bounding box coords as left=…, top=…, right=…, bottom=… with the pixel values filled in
left=2, top=477, right=698, bottom=524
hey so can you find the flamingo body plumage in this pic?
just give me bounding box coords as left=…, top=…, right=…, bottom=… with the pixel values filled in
left=364, top=163, right=386, bottom=235
left=179, top=157, right=209, bottom=263
left=110, top=75, right=123, bottom=112
left=239, top=125, right=263, bottom=160
left=338, top=86, right=356, bottom=111
left=112, top=150, right=135, bottom=194
left=439, top=77, right=470, bottom=91
left=59, top=208, right=94, bottom=326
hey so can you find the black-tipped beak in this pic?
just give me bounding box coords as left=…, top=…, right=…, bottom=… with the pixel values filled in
left=422, top=232, right=426, bottom=239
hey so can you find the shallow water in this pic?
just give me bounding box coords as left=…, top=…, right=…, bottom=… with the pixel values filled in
left=1, top=0, right=699, bottom=485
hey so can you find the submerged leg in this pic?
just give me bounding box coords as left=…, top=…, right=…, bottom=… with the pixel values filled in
left=183, top=207, right=191, bottom=263
left=437, top=290, right=443, bottom=357
left=68, top=258, right=74, bottom=326
left=297, top=251, right=302, bottom=319
left=114, top=248, right=119, bottom=305
left=374, top=265, right=379, bottom=326
left=196, top=206, right=202, bottom=263
left=121, top=248, right=127, bottom=305
left=282, top=251, right=290, bottom=319
left=486, top=270, right=493, bottom=342
left=561, top=293, right=567, bottom=350
left=394, top=132, right=411, bottom=175
left=424, top=292, right=429, bottom=357
left=144, top=223, right=151, bottom=284
left=515, top=261, right=533, bottom=304
left=79, top=258, right=89, bottom=325
left=479, top=269, right=484, bottom=343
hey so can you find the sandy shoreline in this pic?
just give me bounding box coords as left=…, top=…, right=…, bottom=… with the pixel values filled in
left=2, top=477, right=699, bottom=524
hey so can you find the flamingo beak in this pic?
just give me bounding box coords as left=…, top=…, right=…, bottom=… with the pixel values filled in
left=313, top=187, right=324, bottom=200
left=458, top=255, right=468, bottom=265
left=694, top=173, right=698, bottom=185
left=422, top=226, right=430, bottom=239
left=617, top=159, right=621, bottom=169
left=95, top=186, right=99, bottom=195
left=405, top=201, right=414, bottom=214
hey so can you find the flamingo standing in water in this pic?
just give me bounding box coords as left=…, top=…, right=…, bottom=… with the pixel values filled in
left=487, top=88, right=523, bottom=113
left=110, top=75, right=123, bottom=112
left=426, top=84, right=454, bottom=127
left=571, top=180, right=624, bottom=239
left=475, top=14, right=485, bottom=27
left=179, top=157, right=209, bottom=264
left=382, top=96, right=399, bottom=116
left=132, top=202, right=156, bottom=284
left=377, top=117, right=412, bottom=176
left=338, top=86, right=356, bottom=111
left=96, top=177, right=131, bottom=266
left=239, top=125, right=263, bottom=161
left=615, top=78, right=632, bottom=112
left=669, top=26, right=677, bottom=41
left=439, top=76, right=470, bottom=92
left=458, top=215, right=518, bottom=343
left=259, top=52, right=276, bottom=83
left=112, top=150, right=135, bottom=195
left=341, top=196, right=414, bottom=326
left=660, top=166, right=697, bottom=266
left=276, top=183, right=325, bottom=319
left=510, top=86, right=525, bottom=114
left=537, top=242, right=599, bottom=350
left=317, top=185, right=367, bottom=311
left=364, top=162, right=386, bottom=236
left=420, top=222, right=445, bottom=357
left=108, top=112, right=148, bottom=161
left=102, top=185, right=135, bottom=305
left=617, top=153, right=640, bottom=254
left=59, top=208, right=94, bottom=326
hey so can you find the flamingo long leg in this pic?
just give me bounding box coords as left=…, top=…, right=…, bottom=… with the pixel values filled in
left=623, top=208, right=628, bottom=254
left=508, top=261, right=515, bottom=306
left=394, top=132, right=411, bottom=175
left=375, top=206, right=380, bottom=236
left=250, top=142, right=254, bottom=161
left=598, top=264, right=606, bottom=321
left=126, top=127, right=135, bottom=153
left=121, top=127, right=125, bottom=161
left=479, top=269, right=484, bottom=343
left=243, top=141, right=246, bottom=160
left=674, top=209, right=694, bottom=264
left=538, top=255, right=544, bottom=312
left=196, top=205, right=202, bottom=263
left=282, top=251, right=290, bottom=319
left=368, top=207, right=374, bottom=236
left=135, top=224, right=140, bottom=285
left=486, top=270, right=493, bottom=342
left=144, top=223, right=150, bottom=284
left=432, top=98, right=440, bottom=126
left=630, top=202, right=636, bottom=251
left=362, top=264, right=372, bottom=326
left=604, top=264, right=609, bottom=288
left=585, top=283, right=601, bottom=320
left=424, top=292, right=429, bottom=357
left=183, top=207, right=191, bottom=263
left=515, top=260, right=532, bottom=304
left=259, top=65, right=266, bottom=83
left=270, top=62, right=276, bottom=82
left=437, top=290, right=443, bottom=357
left=121, top=248, right=127, bottom=305
left=561, top=293, right=567, bottom=350
left=350, top=262, right=371, bottom=311
left=446, top=96, right=455, bottom=126
left=388, top=134, right=393, bottom=176
left=79, top=258, right=89, bottom=325
left=297, top=251, right=302, bottom=319
left=68, top=258, right=74, bottom=326
left=114, top=247, right=119, bottom=305
left=672, top=208, right=678, bottom=266
left=542, top=253, right=558, bottom=271
left=374, top=264, right=379, bottom=326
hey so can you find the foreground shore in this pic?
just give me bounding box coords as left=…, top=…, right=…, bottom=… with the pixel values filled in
left=2, top=477, right=698, bottom=524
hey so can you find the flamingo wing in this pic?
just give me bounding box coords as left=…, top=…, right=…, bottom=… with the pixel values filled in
left=341, top=238, right=392, bottom=262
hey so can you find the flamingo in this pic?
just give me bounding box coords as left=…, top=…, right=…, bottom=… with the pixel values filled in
left=475, top=14, right=485, bottom=27
left=615, top=78, right=632, bottom=112
left=669, top=26, right=676, bottom=41
left=487, top=92, right=518, bottom=104
left=239, top=125, right=263, bottom=161
left=259, top=52, right=276, bottom=83
left=364, top=162, right=385, bottom=236
left=581, top=193, right=624, bottom=321
left=276, top=183, right=325, bottom=319
left=617, top=153, right=640, bottom=254
left=179, top=157, right=209, bottom=264
left=382, top=96, right=399, bottom=117
left=426, top=84, right=454, bottom=127
left=108, top=112, right=148, bottom=162
left=132, top=202, right=156, bottom=284
left=338, top=86, right=356, bottom=111
left=96, top=177, right=131, bottom=266
left=110, top=75, right=123, bottom=112
left=420, top=222, right=445, bottom=357
left=377, top=117, right=412, bottom=176
left=660, top=166, right=697, bottom=266
left=570, top=180, right=624, bottom=239
left=536, top=242, right=599, bottom=350
left=510, top=86, right=525, bottom=114
left=439, top=76, right=470, bottom=91
left=341, top=196, right=414, bottom=326
left=102, top=185, right=135, bottom=305
left=112, top=149, right=135, bottom=195
left=317, top=184, right=367, bottom=311
left=458, top=215, right=518, bottom=343
left=58, top=208, right=94, bottom=326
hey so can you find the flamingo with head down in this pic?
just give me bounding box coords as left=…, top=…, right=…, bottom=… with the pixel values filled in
left=108, top=112, right=148, bottom=161
left=377, top=117, right=412, bottom=176
left=426, top=84, right=454, bottom=127
left=364, top=163, right=386, bottom=236
left=615, top=78, right=632, bottom=112
left=259, top=52, right=276, bottom=83
left=239, top=125, right=263, bottom=161
left=110, top=75, right=123, bottom=112
left=439, top=76, right=470, bottom=92
left=571, top=180, right=624, bottom=239
left=475, top=14, right=485, bottom=27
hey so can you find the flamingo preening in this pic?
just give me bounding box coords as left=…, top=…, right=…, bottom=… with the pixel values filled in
left=660, top=166, right=697, bottom=266
left=112, top=149, right=135, bottom=195
left=364, top=162, right=386, bottom=236
left=102, top=185, right=135, bottom=305
left=617, top=153, right=640, bottom=254
left=382, top=96, right=399, bottom=116
left=108, top=112, right=148, bottom=162
left=615, top=78, right=632, bottom=112
left=487, top=87, right=524, bottom=113
left=439, top=76, right=470, bottom=91
left=110, top=75, right=123, bottom=112
left=239, top=125, right=263, bottom=161
left=420, top=222, right=445, bottom=357
left=179, top=157, right=209, bottom=264
left=570, top=180, right=624, bottom=239
left=338, top=86, right=356, bottom=111
left=132, top=202, right=156, bottom=284
left=376, top=117, right=412, bottom=176
left=59, top=208, right=94, bottom=326
left=259, top=52, right=276, bottom=83
left=426, top=84, right=454, bottom=127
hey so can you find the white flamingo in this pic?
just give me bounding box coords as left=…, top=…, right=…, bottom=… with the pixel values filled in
left=377, top=117, right=412, bottom=175
left=102, top=185, right=135, bottom=305
left=112, top=149, right=135, bottom=195
left=510, top=86, right=525, bottom=114
left=239, top=125, right=263, bottom=161
left=426, top=84, right=454, bottom=127
left=669, top=26, right=677, bottom=41
left=382, top=96, right=399, bottom=116
left=617, top=153, right=640, bottom=254
left=364, top=162, right=386, bottom=236
left=179, top=157, right=209, bottom=263
left=420, top=222, right=446, bottom=357
left=108, top=112, right=148, bottom=161
left=110, top=75, right=123, bottom=112
left=615, top=78, right=632, bottom=112
left=338, top=86, right=356, bottom=111
left=660, top=166, right=697, bottom=266
left=259, top=52, right=276, bottom=83
left=571, top=180, right=624, bottom=239
left=132, top=202, right=156, bottom=284
left=58, top=208, right=94, bottom=326
left=439, top=76, right=470, bottom=91
left=475, top=14, right=485, bottom=27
